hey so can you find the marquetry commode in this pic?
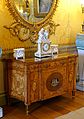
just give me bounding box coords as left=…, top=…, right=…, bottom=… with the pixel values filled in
left=6, top=53, right=78, bottom=114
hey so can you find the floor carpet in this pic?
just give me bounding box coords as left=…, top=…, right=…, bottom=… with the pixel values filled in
left=55, top=107, right=84, bottom=119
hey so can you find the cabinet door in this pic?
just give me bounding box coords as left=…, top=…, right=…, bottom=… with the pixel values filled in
left=41, top=59, right=68, bottom=100
left=27, top=63, right=40, bottom=104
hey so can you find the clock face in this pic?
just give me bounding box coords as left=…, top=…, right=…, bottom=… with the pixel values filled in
left=43, top=43, right=50, bottom=52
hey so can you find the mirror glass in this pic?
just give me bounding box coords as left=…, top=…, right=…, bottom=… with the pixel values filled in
left=5, top=0, right=58, bottom=42
left=14, top=0, right=53, bottom=23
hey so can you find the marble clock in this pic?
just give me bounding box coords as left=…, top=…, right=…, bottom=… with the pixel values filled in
left=35, top=40, right=52, bottom=58
left=35, top=28, right=52, bottom=58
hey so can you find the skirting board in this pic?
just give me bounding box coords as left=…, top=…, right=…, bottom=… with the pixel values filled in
left=0, top=93, right=6, bottom=106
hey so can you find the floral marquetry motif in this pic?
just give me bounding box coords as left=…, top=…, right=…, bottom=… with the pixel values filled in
left=68, top=57, right=77, bottom=92
left=41, top=59, right=67, bottom=70
left=32, top=82, right=37, bottom=91
left=8, top=61, right=26, bottom=101
left=11, top=71, right=25, bottom=100
left=68, top=66, right=74, bottom=82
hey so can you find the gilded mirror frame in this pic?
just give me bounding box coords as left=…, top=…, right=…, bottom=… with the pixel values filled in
left=5, top=0, right=59, bottom=43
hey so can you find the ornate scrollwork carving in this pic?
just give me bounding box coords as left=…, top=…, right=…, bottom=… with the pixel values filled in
left=4, top=0, right=59, bottom=43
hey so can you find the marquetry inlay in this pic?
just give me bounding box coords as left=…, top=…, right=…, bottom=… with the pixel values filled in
left=6, top=53, right=78, bottom=114
left=46, top=72, right=63, bottom=91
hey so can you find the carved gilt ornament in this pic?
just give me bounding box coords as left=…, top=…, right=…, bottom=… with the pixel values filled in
left=4, top=0, right=59, bottom=43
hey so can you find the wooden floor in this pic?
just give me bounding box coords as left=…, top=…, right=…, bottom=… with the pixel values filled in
left=2, top=91, right=84, bottom=119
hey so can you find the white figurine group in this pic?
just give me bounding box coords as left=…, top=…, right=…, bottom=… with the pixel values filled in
left=38, top=28, right=49, bottom=43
